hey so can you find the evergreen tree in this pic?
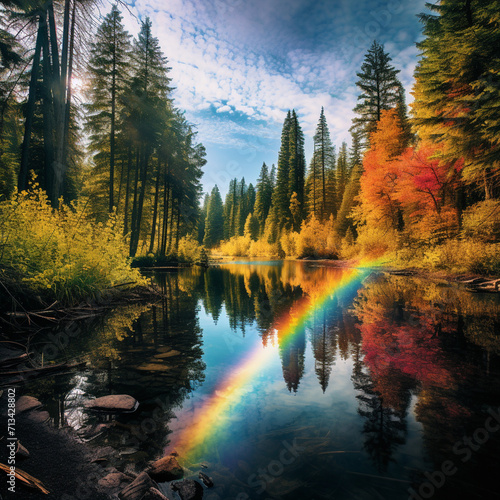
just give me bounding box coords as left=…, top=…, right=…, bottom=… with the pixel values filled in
left=335, top=131, right=364, bottom=236
left=244, top=213, right=259, bottom=241
left=287, top=110, right=306, bottom=230
left=203, top=185, right=224, bottom=247
left=336, top=141, right=349, bottom=209
left=126, top=18, right=171, bottom=256
left=351, top=41, right=401, bottom=148
left=85, top=6, right=132, bottom=213
left=254, top=162, right=273, bottom=235
left=197, top=193, right=209, bottom=244
left=271, top=111, right=292, bottom=227
left=412, top=0, right=500, bottom=198
left=312, top=107, right=335, bottom=219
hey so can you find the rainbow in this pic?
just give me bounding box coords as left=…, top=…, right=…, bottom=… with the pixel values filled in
left=168, top=258, right=385, bottom=464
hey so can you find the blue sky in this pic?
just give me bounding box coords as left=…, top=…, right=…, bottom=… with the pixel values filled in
left=119, top=0, right=429, bottom=196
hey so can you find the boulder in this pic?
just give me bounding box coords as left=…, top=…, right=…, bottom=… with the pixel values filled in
left=98, top=472, right=133, bottom=490
left=119, top=472, right=159, bottom=500
left=16, top=395, right=42, bottom=414
left=147, top=454, right=183, bottom=482
left=172, top=480, right=204, bottom=500
left=85, top=395, right=138, bottom=413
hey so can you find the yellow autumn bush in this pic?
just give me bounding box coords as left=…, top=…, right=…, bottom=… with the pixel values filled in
left=0, top=187, right=146, bottom=303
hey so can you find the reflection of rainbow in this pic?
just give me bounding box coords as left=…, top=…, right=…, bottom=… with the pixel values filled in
left=169, top=258, right=384, bottom=464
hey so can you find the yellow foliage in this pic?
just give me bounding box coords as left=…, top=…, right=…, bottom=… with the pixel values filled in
left=218, top=236, right=252, bottom=257
left=295, top=215, right=338, bottom=259
left=177, top=234, right=203, bottom=263
left=0, top=186, right=146, bottom=303
left=462, top=200, right=500, bottom=242
left=351, top=225, right=399, bottom=259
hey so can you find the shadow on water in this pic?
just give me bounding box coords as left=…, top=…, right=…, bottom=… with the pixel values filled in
left=18, top=262, right=500, bottom=499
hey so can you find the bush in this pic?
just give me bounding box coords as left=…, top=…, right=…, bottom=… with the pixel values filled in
left=280, top=231, right=300, bottom=257
left=218, top=236, right=252, bottom=257
left=248, top=238, right=280, bottom=257
left=0, top=187, right=146, bottom=304
left=352, top=225, right=399, bottom=259
left=422, top=239, right=500, bottom=274
left=177, top=234, right=202, bottom=263
left=296, top=215, right=339, bottom=259
left=462, top=200, right=500, bottom=242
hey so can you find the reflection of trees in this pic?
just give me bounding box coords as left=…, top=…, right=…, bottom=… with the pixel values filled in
left=309, top=309, right=336, bottom=393
left=26, top=271, right=207, bottom=472
left=280, top=326, right=306, bottom=392
left=352, top=364, right=408, bottom=472
left=352, top=274, right=500, bottom=486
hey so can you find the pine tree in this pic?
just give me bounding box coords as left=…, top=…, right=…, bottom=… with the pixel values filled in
left=203, top=185, right=224, bottom=247
left=412, top=0, right=500, bottom=198
left=127, top=18, right=171, bottom=256
left=254, top=163, right=273, bottom=235
left=351, top=41, right=401, bottom=148
left=336, top=141, right=349, bottom=209
left=272, top=111, right=292, bottom=228
left=335, top=131, right=364, bottom=236
left=197, top=193, right=209, bottom=244
left=244, top=213, right=259, bottom=241
left=85, top=6, right=131, bottom=213
left=287, top=110, right=306, bottom=230
left=312, top=107, right=335, bottom=219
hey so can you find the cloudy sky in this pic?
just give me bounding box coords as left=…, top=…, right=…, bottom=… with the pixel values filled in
left=117, top=0, right=429, bottom=195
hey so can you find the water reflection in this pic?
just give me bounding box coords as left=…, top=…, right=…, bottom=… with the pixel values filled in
left=21, top=262, right=500, bottom=499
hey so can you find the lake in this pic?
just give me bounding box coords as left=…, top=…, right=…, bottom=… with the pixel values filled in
left=25, top=261, right=500, bottom=500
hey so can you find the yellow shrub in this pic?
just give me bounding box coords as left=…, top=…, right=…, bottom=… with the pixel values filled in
left=177, top=234, right=202, bottom=263
left=280, top=231, right=300, bottom=258
left=296, top=215, right=339, bottom=259
left=0, top=187, right=146, bottom=303
left=248, top=238, right=280, bottom=257
left=218, top=236, right=251, bottom=257
left=462, top=200, right=500, bottom=242
left=353, top=225, right=399, bottom=259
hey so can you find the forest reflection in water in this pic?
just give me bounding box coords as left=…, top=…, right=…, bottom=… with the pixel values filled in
left=25, top=261, right=500, bottom=499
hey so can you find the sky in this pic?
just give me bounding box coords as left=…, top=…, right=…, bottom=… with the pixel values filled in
left=116, top=0, right=430, bottom=196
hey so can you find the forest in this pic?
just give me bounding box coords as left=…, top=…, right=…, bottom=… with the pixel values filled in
left=1, top=0, right=499, bottom=306
left=201, top=2, right=500, bottom=274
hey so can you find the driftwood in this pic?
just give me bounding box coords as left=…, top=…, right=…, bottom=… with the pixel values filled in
left=0, top=462, right=50, bottom=494
left=458, top=276, right=500, bottom=293
left=0, top=361, right=86, bottom=377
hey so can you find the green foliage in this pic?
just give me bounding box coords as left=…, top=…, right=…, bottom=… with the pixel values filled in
left=351, top=40, right=401, bottom=147
left=244, top=212, right=259, bottom=241
left=203, top=185, right=224, bottom=247
left=0, top=186, right=145, bottom=304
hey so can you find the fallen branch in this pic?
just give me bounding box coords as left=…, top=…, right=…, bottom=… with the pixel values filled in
left=0, top=463, right=50, bottom=494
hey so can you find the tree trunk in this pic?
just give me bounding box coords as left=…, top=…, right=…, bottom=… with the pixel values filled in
left=129, top=148, right=140, bottom=255
left=123, top=146, right=132, bottom=236
left=149, top=156, right=161, bottom=254
left=40, top=15, right=56, bottom=204
left=19, top=18, right=43, bottom=192
left=109, top=12, right=117, bottom=212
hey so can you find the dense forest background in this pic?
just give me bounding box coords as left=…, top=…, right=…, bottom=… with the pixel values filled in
left=1, top=0, right=499, bottom=305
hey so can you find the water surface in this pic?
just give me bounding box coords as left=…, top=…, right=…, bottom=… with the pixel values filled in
left=25, top=262, right=500, bottom=500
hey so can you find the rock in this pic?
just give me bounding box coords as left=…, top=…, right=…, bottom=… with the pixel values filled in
left=85, top=395, right=138, bottom=413
left=16, top=395, right=42, bottom=414
left=119, top=471, right=159, bottom=500
left=172, top=479, right=204, bottom=500
left=198, top=472, right=213, bottom=488
left=98, top=472, right=133, bottom=490
left=16, top=441, right=30, bottom=459
left=147, top=454, right=183, bottom=482
left=141, top=487, right=169, bottom=500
